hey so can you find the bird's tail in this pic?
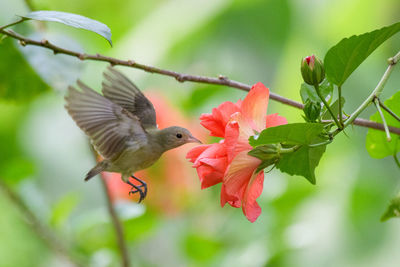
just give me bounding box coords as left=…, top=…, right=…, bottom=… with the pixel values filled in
left=85, top=161, right=107, bottom=181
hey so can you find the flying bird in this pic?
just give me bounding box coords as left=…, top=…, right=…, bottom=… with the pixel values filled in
left=65, top=67, right=201, bottom=202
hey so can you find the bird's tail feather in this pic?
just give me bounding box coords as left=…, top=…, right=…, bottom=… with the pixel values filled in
left=85, top=161, right=107, bottom=181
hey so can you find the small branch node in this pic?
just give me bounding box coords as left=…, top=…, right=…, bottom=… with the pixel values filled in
left=127, top=60, right=135, bottom=66
left=218, top=74, right=228, bottom=80
left=40, top=39, right=49, bottom=45
left=19, top=40, right=26, bottom=46
left=78, top=53, right=86, bottom=60
left=176, top=74, right=186, bottom=82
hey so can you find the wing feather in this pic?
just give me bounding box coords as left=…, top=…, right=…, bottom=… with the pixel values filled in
left=65, top=81, right=147, bottom=160
left=102, top=67, right=157, bottom=129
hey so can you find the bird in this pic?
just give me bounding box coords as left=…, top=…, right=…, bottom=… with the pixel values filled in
left=65, top=66, right=202, bottom=202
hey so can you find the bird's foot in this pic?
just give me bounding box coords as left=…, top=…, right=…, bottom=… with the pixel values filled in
left=127, top=175, right=148, bottom=203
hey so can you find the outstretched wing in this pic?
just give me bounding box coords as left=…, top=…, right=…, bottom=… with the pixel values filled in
left=65, top=80, right=147, bottom=160
left=102, top=67, right=157, bottom=129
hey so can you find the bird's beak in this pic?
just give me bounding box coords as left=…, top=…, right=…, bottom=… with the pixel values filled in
left=187, top=135, right=202, bottom=144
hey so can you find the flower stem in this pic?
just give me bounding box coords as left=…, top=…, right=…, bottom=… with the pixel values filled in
left=338, top=85, right=344, bottom=127
left=280, top=145, right=301, bottom=154
left=374, top=98, right=391, bottom=142
left=314, top=83, right=341, bottom=128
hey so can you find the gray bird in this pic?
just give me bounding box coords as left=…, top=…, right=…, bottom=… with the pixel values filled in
left=65, top=67, right=201, bottom=202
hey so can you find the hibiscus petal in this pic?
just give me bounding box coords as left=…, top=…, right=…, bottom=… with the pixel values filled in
left=265, top=113, right=288, bottom=128
left=225, top=115, right=253, bottom=162
left=220, top=184, right=241, bottom=208
left=200, top=101, right=240, bottom=137
left=186, top=144, right=211, bottom=163
left=223, top=151, right=261, bottom=204
left=196, top=165, right=224, bottom=189
left=242, top=171, right=264, bottom=223
left=241, top=82, right=270, bottom=132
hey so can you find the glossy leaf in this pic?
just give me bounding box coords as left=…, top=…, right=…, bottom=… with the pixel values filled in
left=249, top=123, right=327, bottom=184
left=23, top=10, right=112, bottom=46
left=381, top=195, right=400, bottom=222
left=366, top=91, right=400, bottom=158
left=249, top=123, right=326, bottom=146
left=0, top=38, right=50, bottom=101
left=276, top=144, right=326, bottom=185
left=325, top=22, right=400, bottom=86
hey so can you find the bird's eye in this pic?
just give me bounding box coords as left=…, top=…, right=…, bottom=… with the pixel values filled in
left=176, top=133, right=182, bottom=138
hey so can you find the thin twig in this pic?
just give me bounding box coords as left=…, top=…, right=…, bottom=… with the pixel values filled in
left=0, top=25, right=400, bottom=135
left=0, top=179, right=85, bottom=267
left=374, top=97, right=391, bottom=141
left=378, top=98, right=400, bottom=123
left=100, top=175, right=130, bottom=267
left=332, top=51, right=400, bottom=136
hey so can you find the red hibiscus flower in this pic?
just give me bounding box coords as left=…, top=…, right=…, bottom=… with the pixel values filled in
left=187, top=83, right=287, bottom=222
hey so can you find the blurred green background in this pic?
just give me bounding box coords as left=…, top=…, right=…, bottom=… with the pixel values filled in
left=1, top=0, right=400, bottom=266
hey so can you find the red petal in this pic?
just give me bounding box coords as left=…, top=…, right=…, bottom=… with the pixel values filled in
left=200, top=101, right=240, bottom=137
left=223, top=151, right=261, bottom=204
left=241, top=83, right=270, bottom=132
left=186, top=144, right=210, bottom=163
left=242, top=171, right=264, bottom=223
left=265, top=113, right=288, bottom=128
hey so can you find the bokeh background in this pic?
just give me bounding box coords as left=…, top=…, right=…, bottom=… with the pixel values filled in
left=1, top=0, right=400, bottom=266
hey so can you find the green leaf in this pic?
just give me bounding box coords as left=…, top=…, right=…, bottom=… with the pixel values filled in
left=248, top=145, right=279, bottom=172
left=23, top=10, right=112, bottom=46
left=324, top=22, right=400, bottom=86
left=50, top=193, right=80, bottom=228
left=322, top=97, right=345, bottom=120
left=249, top=123, right=327, bottom=184
left=381, top=195, right=400, bottom=222
left=0, top=38, right=50, bottom=102
left=184, top=233, right=222, bottom=262
left=366, top=91, right=400, bottom=158
left=249, top=123, right=326, bottom=146
left=300, top=79, right=333, bottom=104
left=276, top=145, right=326, bottom=185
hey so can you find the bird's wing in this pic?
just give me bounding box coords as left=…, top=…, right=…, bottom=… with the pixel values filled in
left=101, top=67, right=157, bottom=129
left=65, top=80, right=147, bottom=160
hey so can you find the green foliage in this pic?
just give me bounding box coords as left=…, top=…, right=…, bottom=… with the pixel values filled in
left=324, top=21, right=400, bottom=86
left=322, top=97, right=345, bottom=120
left=50, top=193, right=80, bottom=228
left=183, top=233, right=222, bottom=262
left=249, top=123, right=328, bottom=184
left=0, top=38, right=50, bottom=102
left=250, top=123, right=326, bottom=146
left=366, top=91, right=400, bottom=158
left=276, top=145, right=326, bottom=185
left=300, top=80, right=333, bottom=104
left=23, top=10, right=112, bottom=46
left=381, top=195, right=400, bottom=221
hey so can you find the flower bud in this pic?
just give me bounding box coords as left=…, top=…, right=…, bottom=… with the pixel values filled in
left=301, top=55, right=325, bottom=85
left=303, top=100, right=321, bottom=122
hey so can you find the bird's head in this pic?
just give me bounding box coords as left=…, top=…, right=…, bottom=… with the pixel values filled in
left=159, top=126, right=202, bottom=150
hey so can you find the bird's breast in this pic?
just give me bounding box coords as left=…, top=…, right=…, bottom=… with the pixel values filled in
left=108, top=144, right=163, bottom=175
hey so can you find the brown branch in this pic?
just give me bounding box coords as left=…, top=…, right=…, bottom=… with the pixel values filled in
left=0, top=179, right=85, bottom=267
left=99, top=175, right=130, bottom=267
left=1, top=27, right=399, bottom=135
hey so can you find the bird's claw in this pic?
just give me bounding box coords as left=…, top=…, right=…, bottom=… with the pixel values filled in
left=127, top=176, right=148, bottom=203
